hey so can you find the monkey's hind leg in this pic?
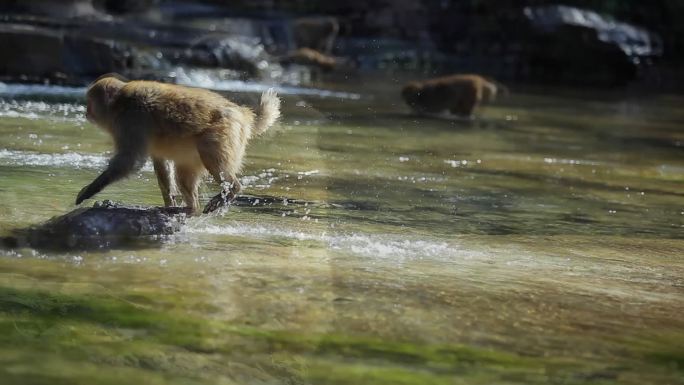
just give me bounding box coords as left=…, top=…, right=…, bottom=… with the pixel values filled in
left=203, top=177, right=241, bottom=214
left=175, top=164, right=202, bottom=214
left=197, top=135, right=243, bottom=214
left=153, top=158, right=178, bottom=207
left=451, top=94, right=479, bottom=120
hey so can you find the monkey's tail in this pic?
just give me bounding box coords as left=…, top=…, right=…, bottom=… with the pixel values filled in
left=253, top=88, right=281, bottom=136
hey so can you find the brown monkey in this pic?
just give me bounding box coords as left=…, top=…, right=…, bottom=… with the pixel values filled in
left=78, top=73, right=281, bottom=214
left=401, top=74, right=504, bottom=118
left=293, top=17, right=339, bottom=54
left=280, top=48, right=336, bottom=72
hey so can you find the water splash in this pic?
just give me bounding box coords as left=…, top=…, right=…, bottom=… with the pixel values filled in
left=0, top=76, right=361, bottom=102
left=184, top=221, right=465, bottom=261
left=0, top=149, right=110, bottom=170
left=0, top=99, right=86, bottom=123
left=172, top=68, right=362, bottom=99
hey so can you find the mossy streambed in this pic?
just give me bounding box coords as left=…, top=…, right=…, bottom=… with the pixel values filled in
left=0, top=82, right=683, bottom=384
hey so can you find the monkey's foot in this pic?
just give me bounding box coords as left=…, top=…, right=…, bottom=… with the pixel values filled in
left=203, top=191, right=236, bottom=214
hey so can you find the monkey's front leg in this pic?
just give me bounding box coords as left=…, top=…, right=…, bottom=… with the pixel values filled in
left=203, top=179, right=242, bottom=214
left=153, top=158, right=178, bottom=207
left=75, top=150, right=145, bottom=204
left=76, top=120, right=147, bottom=205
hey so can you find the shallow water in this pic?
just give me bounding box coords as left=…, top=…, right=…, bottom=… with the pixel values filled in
left=0, top=80, right=683, bottom=384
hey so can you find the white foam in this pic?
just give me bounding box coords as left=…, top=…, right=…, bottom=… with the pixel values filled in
left=0, top=149, right=109, bottom=169
left=0, top=99, right=86, bottom=123
left=542, top=157, right=602, bottom=166
left=0, top=73, right=362, bottom=107
left=185, top=221, right=462, bottom=261
left=172, top=68, right=362, bottom=100
left=0, top=83, right=86, bottom=98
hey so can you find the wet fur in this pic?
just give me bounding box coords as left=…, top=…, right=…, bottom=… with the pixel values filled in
left=78, top=74, right=281, bottom=214
left=401, top=74, right=503, bottom=118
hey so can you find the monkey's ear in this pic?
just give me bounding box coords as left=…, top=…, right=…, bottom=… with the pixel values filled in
left=92, top=73, right=130, bottom=84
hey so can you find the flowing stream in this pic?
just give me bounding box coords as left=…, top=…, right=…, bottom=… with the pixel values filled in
left=0, top=78, right=682, bottom=384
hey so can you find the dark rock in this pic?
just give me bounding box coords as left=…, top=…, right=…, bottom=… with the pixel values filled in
left=0, top=14, right=281, bottom=84
left=185, top=35, right=274, bottom=78
left=5, top=201, right=189, bottom=251
left=95, top=0, right=159, bottom=15
left=524, top=5, right=662, bottom=58
left=523, top=5, right=662, bottom=85
left=0, top=23, right=133, bottom=84
left=0, top=0, right=100, bottom=18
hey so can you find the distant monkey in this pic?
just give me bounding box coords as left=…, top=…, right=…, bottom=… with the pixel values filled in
left=280, top=48, right=336, bottom=72
left=293, top=17, right=339, bottom=54
left=401, top=74, right=506, bottom=118
left=78, top=73, right=281, bottom=214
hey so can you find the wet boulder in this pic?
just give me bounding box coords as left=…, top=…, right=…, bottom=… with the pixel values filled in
left=3, top=201, right=188, bottom=251
left=0, top=13, right=280, bottom=84
left=523, top=5, right=662, bottom=85
left=184, top=35, right=275, bottom=79
left=0, top=23, right=133, bottom=84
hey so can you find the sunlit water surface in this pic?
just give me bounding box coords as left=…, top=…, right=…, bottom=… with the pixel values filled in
left=0, top=80, right=683, bottom=385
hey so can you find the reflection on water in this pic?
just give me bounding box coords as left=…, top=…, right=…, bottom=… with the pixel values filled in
left=0, top=81, right=683, bottom=384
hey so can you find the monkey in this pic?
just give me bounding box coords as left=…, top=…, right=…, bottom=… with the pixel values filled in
left=77, top=73, right=281, bottom=214
left=293, top=17, right=339, bottom=54
left=401, top=74, right=507, bottom=118
left=280, top=48, right=336, bottom=72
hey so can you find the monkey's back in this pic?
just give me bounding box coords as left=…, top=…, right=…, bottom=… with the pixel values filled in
left=403, top=74, right=491, bottom=114
left=113, top=81, right=255, bottom=138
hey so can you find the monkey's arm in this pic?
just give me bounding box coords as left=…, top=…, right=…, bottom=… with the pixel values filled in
left=75, top=116, right=148, bottom=205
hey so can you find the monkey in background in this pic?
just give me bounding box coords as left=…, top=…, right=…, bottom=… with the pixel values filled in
left=280, top=48, right=336, bottom=72
left=401, top=74, right=507, bottom=118
left=77, top=73, right=281, bottom=214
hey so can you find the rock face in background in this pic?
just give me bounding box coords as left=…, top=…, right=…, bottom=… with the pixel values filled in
left=324, top=2, right=664, bottom=86
left=0, top=1, right=293, bottom=85
left=184, top=35, right=273, bottom=79
left=0, top=0, right=681, bottom=89
left=0, top=23, right=133, bottom=84
left=522, top=5, right=663, bottom=85
left=0, top=0, right=100, bottom=18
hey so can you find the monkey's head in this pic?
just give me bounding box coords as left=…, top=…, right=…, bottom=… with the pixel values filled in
left=401, top=82, right=423, bottom=107
left=86, top=73, right=128, bottom=129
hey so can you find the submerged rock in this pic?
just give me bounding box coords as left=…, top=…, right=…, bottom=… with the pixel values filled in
left=3, top=201, right=189, bottom=251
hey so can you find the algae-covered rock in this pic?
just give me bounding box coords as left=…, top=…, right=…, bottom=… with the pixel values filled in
left=3, top=200, right=189, bottom=251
